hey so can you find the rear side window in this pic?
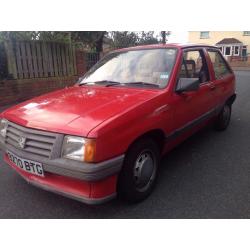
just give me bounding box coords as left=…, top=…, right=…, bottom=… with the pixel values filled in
left=207, top=50, right=232, bottom=79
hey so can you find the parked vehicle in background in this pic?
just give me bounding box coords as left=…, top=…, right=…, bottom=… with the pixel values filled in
left=0, top=43, right=236, bottom=204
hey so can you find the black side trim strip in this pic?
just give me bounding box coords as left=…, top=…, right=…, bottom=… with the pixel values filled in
left=166, top=106, right=222, bottom=142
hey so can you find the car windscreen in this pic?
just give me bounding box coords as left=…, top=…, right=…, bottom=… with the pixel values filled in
left=79, top=48, right=177, bottom=89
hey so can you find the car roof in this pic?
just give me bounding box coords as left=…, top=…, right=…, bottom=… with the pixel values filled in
left=113, top=43, right=219, bottom=52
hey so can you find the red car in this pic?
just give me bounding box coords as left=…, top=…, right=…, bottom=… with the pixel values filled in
left=0, top=44, right=236, bottom=204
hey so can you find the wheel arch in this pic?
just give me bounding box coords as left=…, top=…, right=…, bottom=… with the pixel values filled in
left=126, top=129, right=166, bottom=155
left=226, top=93, right=236, bottom=106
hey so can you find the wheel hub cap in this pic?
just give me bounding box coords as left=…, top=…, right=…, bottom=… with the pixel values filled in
left=133, top=152, right=155, bottom=191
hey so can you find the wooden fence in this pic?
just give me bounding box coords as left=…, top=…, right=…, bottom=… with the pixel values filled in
left=4, top=41, right=77, bottom=79
left=0, top=43, right=8, bottom=80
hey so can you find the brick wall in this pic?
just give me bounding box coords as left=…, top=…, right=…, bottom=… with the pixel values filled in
left=0, top=50, right=88, bottom=106
left=75, top=50, right=87, bottom=76
left=228, top=56, right=250, bottom=70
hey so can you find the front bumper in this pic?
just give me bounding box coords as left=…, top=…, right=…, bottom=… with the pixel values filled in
left=0, top=141, right=124, bottom=204
left=3, top=153, right=119, bottom=204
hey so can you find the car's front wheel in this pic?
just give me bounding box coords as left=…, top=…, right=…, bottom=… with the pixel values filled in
left=214, top=103, right=232, bottom=131
left=117, top=138, right=160, bottom=203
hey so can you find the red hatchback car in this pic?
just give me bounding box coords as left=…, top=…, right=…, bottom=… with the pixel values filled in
left=0, top=44, right=236, bottom=204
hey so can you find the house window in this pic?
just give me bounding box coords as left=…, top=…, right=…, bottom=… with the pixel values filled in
left=200, top=31, right=209, bottom=39
left=243, top=31, right=250, bottom=36
left=225, top=46, right=232, bottom=56
left=234, top=46, right=240, bottom=56
left=242, top=46, right=247, bottom=57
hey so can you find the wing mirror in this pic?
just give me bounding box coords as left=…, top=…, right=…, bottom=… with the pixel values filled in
left=176, top=78, right=200, bottom=93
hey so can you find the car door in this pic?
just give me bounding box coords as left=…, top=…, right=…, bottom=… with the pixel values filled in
left=170, top=48, right=218, bottom=135
left=206, top=49, right=235, bottom=107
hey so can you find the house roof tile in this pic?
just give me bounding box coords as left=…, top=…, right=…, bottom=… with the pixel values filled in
left=216, top=38, right=243, bottom=45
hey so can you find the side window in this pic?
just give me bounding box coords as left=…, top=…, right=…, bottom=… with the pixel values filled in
left=207, top=50, right=231, bottom=79
left=179, top=50, right=209, bottom=83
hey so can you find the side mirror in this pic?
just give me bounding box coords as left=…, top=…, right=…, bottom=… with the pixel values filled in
left=176, top=78, right=200, bottom=93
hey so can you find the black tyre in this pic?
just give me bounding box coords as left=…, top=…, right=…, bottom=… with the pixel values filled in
left=117, top=138, right=160, bottom=203
left=214, top=103, right=232, bottom=131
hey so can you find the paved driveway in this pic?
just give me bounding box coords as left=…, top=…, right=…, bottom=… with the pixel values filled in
left=0, top=71, right=250, bottom=218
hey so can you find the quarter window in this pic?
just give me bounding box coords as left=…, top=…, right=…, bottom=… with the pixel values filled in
left=207, top=50, right=231, bottom=79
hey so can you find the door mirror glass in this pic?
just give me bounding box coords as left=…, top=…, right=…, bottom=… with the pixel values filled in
left=176, top=77, right=200, bottom=93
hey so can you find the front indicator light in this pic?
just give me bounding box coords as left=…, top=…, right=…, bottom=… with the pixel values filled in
left=84, top=139, right=96, bottom=162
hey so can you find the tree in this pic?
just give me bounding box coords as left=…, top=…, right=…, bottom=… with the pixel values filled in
left=138, top=31, right=159, bottom=45
left=109, top=31, right=138, bottom=49
left=0, top=31, right=70, bottom=42
left=161, top=31, right=171, bottom=44
left=0, top=31, right=37, bottom=42
left=109, top=31, right=160, bottom=49
left=71, top=31, right=106, bottom=52
left=0, top=31, right=106, bottom=52
left=0, top=31, right=169, bottom=52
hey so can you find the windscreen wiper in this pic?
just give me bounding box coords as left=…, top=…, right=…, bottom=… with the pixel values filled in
left=79, top=80, right=121, bottom=86
left=123, top=81, right=159, bottom=88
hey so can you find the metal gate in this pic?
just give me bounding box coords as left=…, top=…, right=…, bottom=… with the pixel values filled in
left=86, top=52, right=100, bottom=70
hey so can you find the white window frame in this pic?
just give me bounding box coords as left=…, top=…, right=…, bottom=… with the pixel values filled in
left=233, top=46, right=240, bottom=56
left=224, top=46, right=232, bottom=56
left=218, top=46, right=224, bottom=55
left=200, top=31, right=209, bottom=39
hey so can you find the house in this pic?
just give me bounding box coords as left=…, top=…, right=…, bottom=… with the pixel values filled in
left=188, top=31, right=250, bottom=59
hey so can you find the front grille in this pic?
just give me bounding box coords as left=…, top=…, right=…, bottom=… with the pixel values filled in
left=5, top=121, right=58, bottom=158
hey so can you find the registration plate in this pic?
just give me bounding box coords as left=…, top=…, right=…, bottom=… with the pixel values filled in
left=6, top=150, right=44, bottom=177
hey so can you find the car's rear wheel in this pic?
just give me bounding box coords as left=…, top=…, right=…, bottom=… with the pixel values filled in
left=214, top=103, right=232, bottom=131
left=117, top=138, right=160, bottom=203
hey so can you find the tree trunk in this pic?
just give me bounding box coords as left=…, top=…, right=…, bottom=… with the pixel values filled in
left=95, top=32, right=105, bottom=53
left=161, top=31, right=166, bottom=44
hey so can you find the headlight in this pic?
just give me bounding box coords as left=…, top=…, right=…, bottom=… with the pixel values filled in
left=0, top=119, right=8, bottom=138
left=62, top=135, right=96, bottom=162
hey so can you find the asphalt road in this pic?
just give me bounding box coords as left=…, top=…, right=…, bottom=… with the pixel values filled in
left=1, top=71, right=250, bottom=219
